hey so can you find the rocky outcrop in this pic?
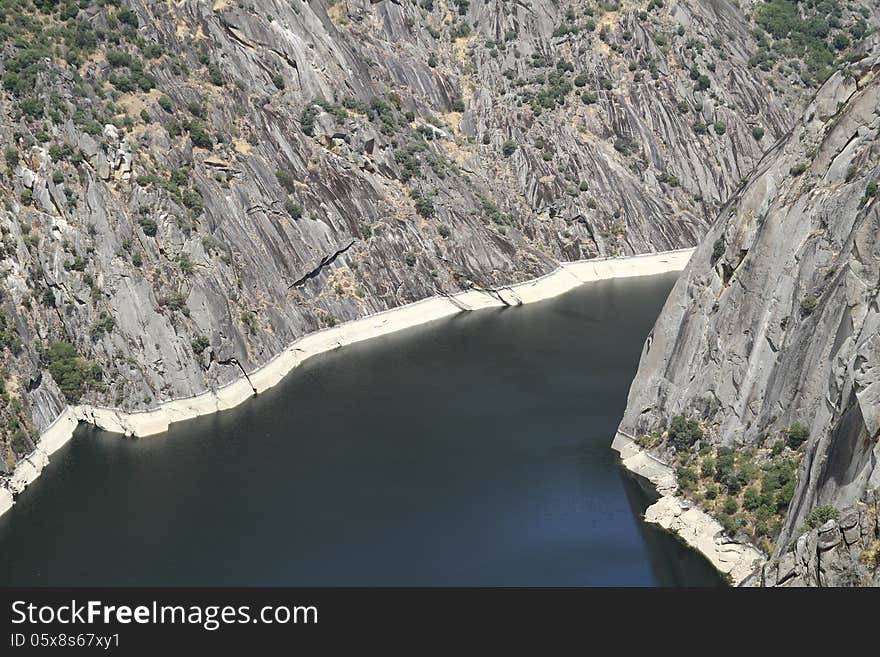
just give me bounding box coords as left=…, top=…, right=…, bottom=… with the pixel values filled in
left=616, top=50, right=880, bottom=585
left=761, top=491, right=879, bottom=587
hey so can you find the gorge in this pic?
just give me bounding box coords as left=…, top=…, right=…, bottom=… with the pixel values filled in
left=0, top=274, right=725, bottom=586
left=0, top=0, right=878, bottom=586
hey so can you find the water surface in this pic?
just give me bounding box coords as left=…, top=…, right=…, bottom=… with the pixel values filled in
left=0, top=273, right=723, bottom=586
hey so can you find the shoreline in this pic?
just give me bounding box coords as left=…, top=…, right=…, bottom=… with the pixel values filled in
left=611, top=432, right=765, bottom=586
left=1, top=248, right=693, bottom=519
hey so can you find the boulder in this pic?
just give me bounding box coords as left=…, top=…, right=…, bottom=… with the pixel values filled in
left=817, top=520, right=841, bottom=550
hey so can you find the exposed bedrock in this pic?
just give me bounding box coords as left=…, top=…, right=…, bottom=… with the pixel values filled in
left=618, top=51, right=880, bottom=585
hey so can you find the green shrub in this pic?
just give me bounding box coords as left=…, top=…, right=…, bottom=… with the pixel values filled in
left=181, top=189, right=204, bottom=215
left=394, top=146, right=422, bottom=181
left=143, top=44, right=163, bottom=59
left=581, top=91, right=598, bottom=104
left=191, top=335, right=210, bottom=354
left=789, top=163, right=808, bottom=176
left=109, top=74, right=136, bottom=93
left=714, top=448, right=735, bottom=483
left=739, top=461, right=760, bottom=484
left=657, top=172, right=680, bottom=187
left=300, top=105, right=319, bottom=136
left=743, top=486, right=761, bottom=511
left=723, top=496, right=739, bottom=515
left=11, top=429, right=32, bottom=455
left=776, top=480, right=795, bottom=512
left=501, top=140, right=518, bottom=157
left=799, top=295, right=817, bottom=316
left=21, top=97, right=44, bottom=118
left=413, top=194, right=435, bottom=218
left=667, top=415, right=703, bottom=451
left=755, top=504, right=774, bottom=523
left=237, top=311, right=255, bottom=333
left=138, top=216, right=158, bottom=236
left=207, top=63, right=224, bottom=86
left=162, top=293, right=188, bottom=312
left=614, top=138, right=635, bottom=156
left=724, top=473, right=742, bottom=495
left=106, top=51, right=132, bottom=68
left=805, top=504, right=838, bottom=529
left=90, top=313, right=116, bottom=341
left=118, top=8, right=139, bottom=27
left=752, top=126, right=765, bottom=141
left=46, top=341, right=90, bottom=402
left=276, top=170, right=297, bottom=194
left=761, top=457, right=796, bottom=499
left=187, top=121, right=213, bottom=149
left=186, top=102, right=205, bottom=118
left=178, top=253, right=194, bottom=275
left=784, top=422, right=809, bottom=449
left=676, top=466, right=699, bottom=491
left=718, top=513, right=737, bottom=535
left=284, top=199, right=303, bottom=220
left=700, top=457, right=716, bottom=479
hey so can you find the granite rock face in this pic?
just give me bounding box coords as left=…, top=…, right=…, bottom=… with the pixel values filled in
left=618, top=51, right=880, bottom=585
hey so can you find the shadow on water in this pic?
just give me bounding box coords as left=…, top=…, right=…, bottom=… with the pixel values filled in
left=619, top=469, right=727, bottom=587
left=0, top=273, right=724, bottom=586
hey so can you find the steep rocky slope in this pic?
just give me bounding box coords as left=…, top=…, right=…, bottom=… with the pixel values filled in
left=0, top=0, right=875, bottom=485
left=617, top=51, right=880, bottom=586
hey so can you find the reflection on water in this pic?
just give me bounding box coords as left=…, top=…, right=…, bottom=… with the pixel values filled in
left=620, top=471, right=726, bottom=586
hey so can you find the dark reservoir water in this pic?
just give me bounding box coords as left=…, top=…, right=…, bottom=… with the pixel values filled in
left=0, top=273, right=724, bottom=586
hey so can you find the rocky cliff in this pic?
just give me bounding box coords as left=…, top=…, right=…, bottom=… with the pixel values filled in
left=617, top=50, right=880, bottom=586
left=0, top=1, right=875, bottom=497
